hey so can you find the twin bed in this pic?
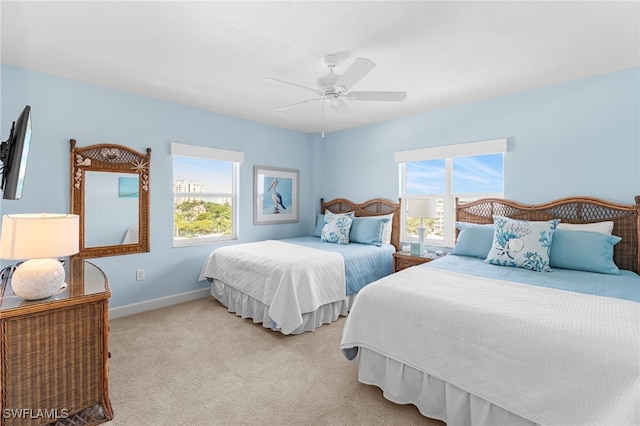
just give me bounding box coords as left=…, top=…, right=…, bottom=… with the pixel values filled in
left=199, top=198, right=400, bottom=334
left=341, top=196, right=640, bottom=426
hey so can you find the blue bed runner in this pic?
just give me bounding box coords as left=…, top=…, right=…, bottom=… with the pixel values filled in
left=280, top=236, right=395, bottom=295
left=425, top=254, right=640, bottom=302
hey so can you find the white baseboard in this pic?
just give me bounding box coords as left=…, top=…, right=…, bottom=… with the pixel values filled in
left=109, top=288, right=211, bottom=319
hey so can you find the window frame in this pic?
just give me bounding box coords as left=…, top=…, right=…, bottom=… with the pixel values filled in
left=396, top=139, right=506, bottom=247
left=170, top=143, right=243, bottom=247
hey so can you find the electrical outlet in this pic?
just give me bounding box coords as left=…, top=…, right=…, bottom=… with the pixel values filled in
left=136, top=269, right=145, bottom=281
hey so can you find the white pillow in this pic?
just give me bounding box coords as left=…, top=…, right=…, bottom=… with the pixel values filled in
left=557, top=221, right=613, bottom=235
left=320, top=211, right=354, bottom=245
left=377, top=213, right=394, bottom=244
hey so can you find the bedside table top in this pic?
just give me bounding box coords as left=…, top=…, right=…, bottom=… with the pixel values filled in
left=0, top=259, right=110, bottom=316
left=393, top=251, right=441, bottom=261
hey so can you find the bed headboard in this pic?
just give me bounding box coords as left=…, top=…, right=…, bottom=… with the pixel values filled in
left=455, top=196, right=640, bottom=273
left=320, top=198, right=401, bottom=252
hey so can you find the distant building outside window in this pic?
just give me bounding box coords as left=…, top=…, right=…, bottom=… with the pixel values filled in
left=397, top=139, right=506, bottom=247
left=171, top=143, right=243, bottom=247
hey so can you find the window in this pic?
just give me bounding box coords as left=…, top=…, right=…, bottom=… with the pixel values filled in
left=396, top=139, right=506, bottom=247
left=171, top=143, right=243, bottom=247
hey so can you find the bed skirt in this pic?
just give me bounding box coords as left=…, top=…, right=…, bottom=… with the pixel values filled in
left=210, top=278, right=352, bottom=334
left=357, top=348, right=538, bottom=426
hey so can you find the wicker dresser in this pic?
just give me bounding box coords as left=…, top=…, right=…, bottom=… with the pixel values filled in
left=0, top=259, right=112, bottom=426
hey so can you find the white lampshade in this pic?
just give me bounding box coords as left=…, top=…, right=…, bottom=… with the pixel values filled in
left=0, top=214, right=79, bottom=300
left=0, top=213, right=79, bottom=260
left=407, top=199, right=436, bottom=219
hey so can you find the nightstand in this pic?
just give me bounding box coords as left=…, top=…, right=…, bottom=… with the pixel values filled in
left=392, top=252, right=440, bottom=272
left=0, top=259, right=113, bottom=426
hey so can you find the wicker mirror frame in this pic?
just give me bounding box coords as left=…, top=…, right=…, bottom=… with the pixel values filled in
left=70, top=139, right=151, bottom=258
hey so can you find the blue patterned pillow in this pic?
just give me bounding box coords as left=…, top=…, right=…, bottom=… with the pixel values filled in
left=485, top=216, right=560, bottom=272
left=321, top=211, right=354, bottom=245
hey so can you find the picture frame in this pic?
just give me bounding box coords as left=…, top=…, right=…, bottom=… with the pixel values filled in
left=254, top=165, right=299, bottom=225
left=118, top=176, right=139, bottom=198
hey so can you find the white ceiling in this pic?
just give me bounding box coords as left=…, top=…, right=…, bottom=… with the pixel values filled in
left=1, top=1, right=638, bottom=135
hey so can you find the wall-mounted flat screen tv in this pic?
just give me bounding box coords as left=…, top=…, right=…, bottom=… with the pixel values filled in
left=1, top=105, right=31, bottom=200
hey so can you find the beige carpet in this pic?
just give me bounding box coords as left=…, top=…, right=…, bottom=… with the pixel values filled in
left=106, top=297, right=444, bottom=426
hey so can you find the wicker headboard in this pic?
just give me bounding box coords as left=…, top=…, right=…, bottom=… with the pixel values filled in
left=455, top=196, right=640, bottom=273
left=320, top=198, right=401, bottom=252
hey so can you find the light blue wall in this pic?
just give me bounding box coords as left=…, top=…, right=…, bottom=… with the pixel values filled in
left=2, top=65, right=638, bottom=312
left=1, top=65, right=316, bottom=309
left=320, top=67, right=640, bottom=205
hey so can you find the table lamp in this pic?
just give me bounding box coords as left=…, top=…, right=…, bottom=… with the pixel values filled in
left=0, top=213, right=79, bottom=300
left=407, top=199, right=436, bottom=254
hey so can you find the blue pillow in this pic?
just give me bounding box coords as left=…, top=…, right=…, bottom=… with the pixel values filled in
left=549, top=230, right=621, bottom=275
left=450, top=222, right=494, bottom=259
left=313, top=214, right=324, bottom=237
left=349, top=217, right=391, bottom=246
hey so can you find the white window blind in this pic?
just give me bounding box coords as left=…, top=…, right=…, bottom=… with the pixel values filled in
left=170, top=142, right=244, bottom=163
left=395, top=138, right=507, bottom=163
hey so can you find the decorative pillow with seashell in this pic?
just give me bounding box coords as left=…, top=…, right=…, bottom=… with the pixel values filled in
left=485, top=215, right=560, bottom=272
left=320, top=211, right=354, bottom=245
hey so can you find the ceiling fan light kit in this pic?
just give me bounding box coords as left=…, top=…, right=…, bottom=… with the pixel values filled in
left=265, top=54, right=407, bottom=137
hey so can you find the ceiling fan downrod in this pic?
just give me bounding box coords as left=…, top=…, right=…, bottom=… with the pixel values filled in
left=321, top=94, right=326, bottom=138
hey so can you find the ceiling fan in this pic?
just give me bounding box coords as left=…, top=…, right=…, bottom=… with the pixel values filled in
left=263, top=54, right=407, bottom=136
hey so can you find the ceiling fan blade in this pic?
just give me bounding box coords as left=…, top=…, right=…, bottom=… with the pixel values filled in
left=334, top=57, right=375, bottom=92
left=275, top=98, right=321, bottom=111
left=347, top=91, right=407, bottom=102
left=262, top=77, right=318, bottom=95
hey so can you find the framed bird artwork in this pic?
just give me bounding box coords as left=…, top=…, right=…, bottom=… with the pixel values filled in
left=254, top=165, right=299, bottom=225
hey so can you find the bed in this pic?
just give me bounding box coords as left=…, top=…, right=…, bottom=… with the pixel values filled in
left=341, top=196, right=640, bottom=426
left=199, top=197, right=400, bottom=334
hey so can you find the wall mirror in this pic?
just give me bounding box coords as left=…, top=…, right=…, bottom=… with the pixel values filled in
left=70, top=139, right=151, bottom=258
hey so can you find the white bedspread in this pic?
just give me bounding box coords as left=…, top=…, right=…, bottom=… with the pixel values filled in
left=341, top=266, right=640, bottom=426
left=199, top=240, right=346, bottom=334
